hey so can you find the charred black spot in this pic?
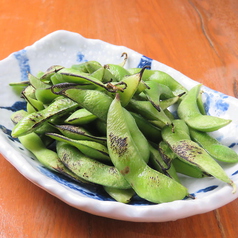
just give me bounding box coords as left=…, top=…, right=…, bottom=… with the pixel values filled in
left=83, top=172, right=89, bottom=178
left=29, top=118, right=36, bottom=123
left=57, top=124, right=85, bottom=134
left=148, top=176, right=160, bottom=187
left=172, top=140, right=203, bottom=163
left=61, top=153, right=71, bottom=164
left=109, top=132, right=128, bottom=157
left=109, top=167, right=118, bottom=174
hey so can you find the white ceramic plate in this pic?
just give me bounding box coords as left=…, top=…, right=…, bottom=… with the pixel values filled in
left=1, top=30, right=238, bottom=222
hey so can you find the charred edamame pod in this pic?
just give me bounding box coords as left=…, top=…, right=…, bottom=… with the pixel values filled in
left=56, top=142, right=130, bottom=189
left=161, top=120, right=236, bottom=193
left=107, top=94, right=188, bottom=203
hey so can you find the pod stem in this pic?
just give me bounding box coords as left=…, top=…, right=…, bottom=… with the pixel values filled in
left=51, top=82, right=82, bottom=95
left=106, top=82, right=127, bottom=93
left=139, top=66, right=150, bottom=80
left=120, top=52, right=128, bottom=67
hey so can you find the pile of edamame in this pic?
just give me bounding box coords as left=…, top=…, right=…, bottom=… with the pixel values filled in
left=9, top=53, right=238, bottom=204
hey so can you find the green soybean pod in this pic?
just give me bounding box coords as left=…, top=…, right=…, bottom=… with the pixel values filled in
left=57, top=67, right=108, bottom=90
left=35, top=87, right=59, bottom=105
left=189, top=128, right=238, bottom=163
left=103, top=186, right=135, bottom=203
left=84, top=61, right=102, bottom=74
left=126, top=99, right=172, bottom=128
left=105, top=64, right=130, bottom=81
left=40, top=65, right=65, bottom=81
left=26, top=97, right=44, bottom=113
left=70, top=63, right=88, bottom=73
left=90, top=67, right=104, bottom=81
left=148, top=70, right=188, bottom=97
left=177, top=84, right=231, bottom=132
left=52, top=124, right=107, bottom=145
left=47, top=132, right=110, bottom=162
left=128, top=68, right=188, bottom=97
left=172, top=158, right=209, bottom=178
left=149, top=143, right=180, bottom=183
left=11, top=110, right=29, bottom=124
left=130, top=112, right=162, bottom=143
left=143, top=80, right=175, bottom=111
left=11, top=98, right=78, bottom=138
left=56, top=142, right=131, bottom=189
left=162, top=120, right=236, bottom=193
left=18, top=132, right=87, bottom=183
left=117, top=72, right=142, bottom=107
left=107, top=94, right=188, bottom=203
left=122, top=108, right=150, bottom=163
left=9, top=80, right=29, bottom=96
left=64, top=108, right=97, bottom=125
left=59, top=88, right=113, bottom=122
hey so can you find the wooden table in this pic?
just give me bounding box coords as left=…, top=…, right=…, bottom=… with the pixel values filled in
left=1, top=0, right=238, bottom=237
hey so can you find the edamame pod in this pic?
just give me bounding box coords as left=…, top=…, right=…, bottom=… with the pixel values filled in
left=85, top=61, right=102, bottom=73
left=157, top=140, right=207, bottom=178
left=35, top=87, right=59, bottom=105
left=128, top=68, right=188, bottom=97
left=11, top=98, right=78, bottom=137
left=107, top=94, right=188, bottom=203
left=126, top=99, right=172, bottom=128
left=70, top=63, right=88, bottom=73
left=11, top=109, right=56, bottom=145
left=162, top=120, right=236, bottom=193
left=103, top=186, right=135, bottom=203
left=104, top=64, right=130, bottom=82
left=56, top=67, right=108, bottom=90
left=28, top=73, right=50, bottom=89
left=19, top=133, right=87, bottom=184
left=9, top=80, right=29, bottom=96
left=143, top=81, right=175, bottom=111
left=148, top=109, right=175, bottom=129
left=11, top=110, right=29, bottom=124
left=189, top=128, right=238, bottom=163
left=22, top=85, right=35, bottom=99
left=52, top=124, right=107, bottom=145
left=172, top=158, right=209, bottom=178
left=159, top=95, right=182, bottom=110
left=47, top=132, right=110, bottom=162
left=58, top=88, right=113, bottom=121
left=101, top=66, right=118, bottom=83
left=130, top=112, right=162, bottom=143
left=40, top=65, right=64, bottom=81
left=158, top=141, right=176, bottom=167
left=123, top=108, right=150, bottom=163
left=149, top=143, right=180, bottom=182
left=148, top=70, right=188, bottom=97
left=26, top=96, right=44, bottom=113
left=56, top=142, right=130, bottom=189
left=64, top=108, right=97, bottom=125
left=90, top=67, right=104, bottom=81
left=177, top=84, right=231, bottom=132
left=197, top=90, right=206, bottom=115
left=117, top=72, right=142, bottom=107
left=85, top=62, right=118, bottom=83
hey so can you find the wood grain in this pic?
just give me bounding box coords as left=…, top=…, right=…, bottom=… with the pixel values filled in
left=1, top=0, right=238, bottom=237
